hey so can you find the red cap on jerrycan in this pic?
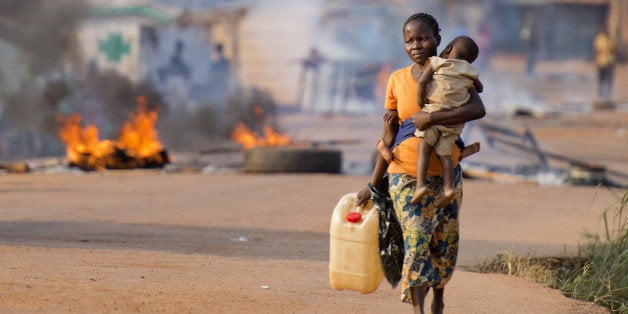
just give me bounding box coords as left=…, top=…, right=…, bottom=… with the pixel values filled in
left=346, top=212, right=362, bottom=223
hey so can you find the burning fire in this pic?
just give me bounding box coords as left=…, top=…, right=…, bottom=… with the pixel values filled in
left=230, top=122, right=292, bottom=149
left=118, top=96, right=163, bottom=158
left=57, top=96, right=169, bottom=170
left=57, top=114, right=114, bottom=170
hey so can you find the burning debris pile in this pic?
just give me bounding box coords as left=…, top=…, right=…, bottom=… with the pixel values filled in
left=228, top=107, right=342, bottom=174
left=461, top=121, right=624, bottom=187
left=230, top=122, right=292, bottom=149
left=228, top=103, right=293, bottom=150
left=57, top=96, right=170, bottom=171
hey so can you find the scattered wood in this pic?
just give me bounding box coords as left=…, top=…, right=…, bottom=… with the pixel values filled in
left=70, top=148, right=170, bottom=171
left=462, top=167, right=538, bottom=186
left=463, top=121, right=626, bottom=187
left=566, top=162, right=612, bottom=186
left=0, top=162, right=29, bottom=173
left=26, top=158, right=69, bottom=172
left=478, top=122, right=548, bottom=168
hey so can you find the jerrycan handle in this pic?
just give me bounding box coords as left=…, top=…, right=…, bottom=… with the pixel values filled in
left=346, top=196, right=373, bottom=223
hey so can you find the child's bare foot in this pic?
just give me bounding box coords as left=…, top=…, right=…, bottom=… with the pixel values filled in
left=459, top=142, right=480, bottom=160
left=410, top=186, right=428, bottom=204
left=436, top=188, right=455, bottom=208
left=376, top=138, right=394, bottom=162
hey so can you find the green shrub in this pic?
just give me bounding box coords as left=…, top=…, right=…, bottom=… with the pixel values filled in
left=473, top=190, right=627, bottom=313
left=559, top=190, right=627, bottom=313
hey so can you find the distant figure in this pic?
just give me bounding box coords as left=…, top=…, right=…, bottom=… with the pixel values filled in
left=593, top=28, right=617, bottom=102
left=209, top=43, right=232, bottom=103
left=520, top=12, right=537, bottom=76
left=476, top=21, right=492, bottom=69
left=296, top=47, right=325, bottom=111
left=158, top=40, right=191, bottom=82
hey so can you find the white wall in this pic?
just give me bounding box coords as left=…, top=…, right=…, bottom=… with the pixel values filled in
left=238, top=0, right=322, bottom=105
left=77, top=17, right=142, bottom=82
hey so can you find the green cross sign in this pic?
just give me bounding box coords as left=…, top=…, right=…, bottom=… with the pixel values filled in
left=98, top=32, right=131, bottom=62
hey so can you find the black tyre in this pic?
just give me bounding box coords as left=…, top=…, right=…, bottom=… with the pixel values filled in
left=244, top=147, right=342, bottom=173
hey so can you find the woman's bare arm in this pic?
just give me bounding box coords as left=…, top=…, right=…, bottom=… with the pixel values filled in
left=356, top=153, right=388, bottom=206
left=412, top=88, right=485, bottom=131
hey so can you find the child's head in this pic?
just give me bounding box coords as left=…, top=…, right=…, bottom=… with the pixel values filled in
left=439, top=36, right=479, bottom=64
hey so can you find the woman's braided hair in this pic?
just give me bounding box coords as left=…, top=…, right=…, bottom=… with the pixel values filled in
left=403, top=13, right=441, bottom=37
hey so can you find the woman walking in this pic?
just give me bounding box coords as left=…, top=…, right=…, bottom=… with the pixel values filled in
left=357, top=12, right=486, bottom=313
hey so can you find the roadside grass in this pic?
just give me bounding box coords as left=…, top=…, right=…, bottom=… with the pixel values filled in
left=472, top=189, right=627, bottom=313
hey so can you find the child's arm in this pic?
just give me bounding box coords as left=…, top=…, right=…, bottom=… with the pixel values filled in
left=417, top=60, right=434, bottom=108
left=473, top=77, right=484, bottom=93
left=413, top=88, right=485, bottom=131
left=382, top=109, right=398, bottom=125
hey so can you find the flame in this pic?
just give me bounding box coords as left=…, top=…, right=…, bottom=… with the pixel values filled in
left=57, top=96, right=165, bottom=170
left=118, top=96, right=162, bottom=158
left=230, top=122, right=292, bottom=149
left=231, top=122, right=258, bottom=149
left=58, top=114, right=115, bottom=170
left=262, top=125, right=291, bottom=147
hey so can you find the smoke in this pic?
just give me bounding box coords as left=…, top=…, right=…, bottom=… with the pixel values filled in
left=0, top=0, right=282, bottom=161
left=0, top=1, right=602, bottom=162
left=0, top=0, right=85, bottom=160
left=0, top=0, right=82, bottom=74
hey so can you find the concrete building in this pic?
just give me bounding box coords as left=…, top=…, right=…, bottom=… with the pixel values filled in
left=77, top=3, right=175, bottom=83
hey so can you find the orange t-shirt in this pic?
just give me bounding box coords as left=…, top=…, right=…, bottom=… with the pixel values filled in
left=384, top=65, right=460, bottom=177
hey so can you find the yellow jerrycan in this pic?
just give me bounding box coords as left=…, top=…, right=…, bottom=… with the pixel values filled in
left=329, top=192, right=384, bottom=294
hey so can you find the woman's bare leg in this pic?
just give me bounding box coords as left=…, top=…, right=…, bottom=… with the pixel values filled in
left=431, top=288, right=444, bottom=314
left=410, top=285, right=428, bottom=314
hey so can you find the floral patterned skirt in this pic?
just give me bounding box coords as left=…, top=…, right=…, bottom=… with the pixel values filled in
left=388, top=165, right=462, bottom=303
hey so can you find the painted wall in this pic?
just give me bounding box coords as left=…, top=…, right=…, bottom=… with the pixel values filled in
left=77, top=17, right=143, bottom=81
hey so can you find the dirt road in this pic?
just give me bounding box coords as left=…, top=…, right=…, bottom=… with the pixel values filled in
left=0, top=170, right=619, bottom=313
left=1, top=106, right=626, bottom=313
